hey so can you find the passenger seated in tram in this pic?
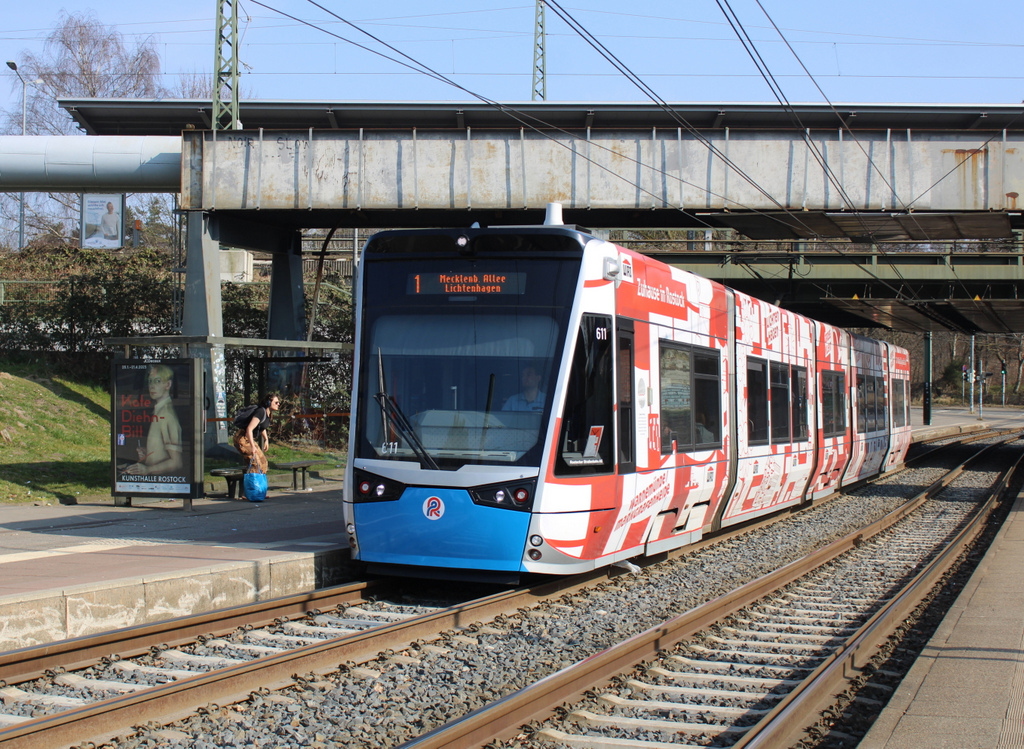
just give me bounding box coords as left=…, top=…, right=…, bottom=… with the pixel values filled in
left=695, top=410, right=715, bottom=444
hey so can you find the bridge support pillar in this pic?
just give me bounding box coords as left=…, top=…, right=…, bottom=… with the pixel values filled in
left=268, top=232, right=306, bottom=341
left=183, top=212, right=230, bottom=455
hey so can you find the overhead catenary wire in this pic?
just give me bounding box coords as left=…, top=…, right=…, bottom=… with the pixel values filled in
left=746, top=0, right=1024, bottom=313
left=299, top=0, right=855, bottom=241
left=712, top=0, right=922, bottom=299
left=320, top=0, right=911, bottom=271
left=543, top=0, right=925, bottom=304
left=551, top=1, right=1018, bottom=320
left=248, top=0, right=998, bottom=314
left=549, top=0, right=889, bottom=251
left=245, top=0, right=741, bottom=231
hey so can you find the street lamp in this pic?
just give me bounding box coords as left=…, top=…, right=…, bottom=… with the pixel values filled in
left=6, top=61, right=26, bottom=251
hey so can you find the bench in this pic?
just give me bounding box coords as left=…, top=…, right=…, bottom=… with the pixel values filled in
left=210, top=467, right=247, bottom=499
left=274, top=460, right=329, bottom=491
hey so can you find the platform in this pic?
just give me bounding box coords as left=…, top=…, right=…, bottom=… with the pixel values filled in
left=0, top=474, right=351, bottom=651
left=860, top=467, right=1024, bottom=748
left=0, top=406, right=1018, bottom=655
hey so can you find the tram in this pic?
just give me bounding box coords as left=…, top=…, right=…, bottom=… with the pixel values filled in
left=342, top=208, right=912, bottom=581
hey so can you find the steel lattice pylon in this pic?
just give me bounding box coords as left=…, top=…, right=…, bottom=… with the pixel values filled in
left=214, top=0, right=241, bottom=130
left=532, top=0, right=546, bottom=101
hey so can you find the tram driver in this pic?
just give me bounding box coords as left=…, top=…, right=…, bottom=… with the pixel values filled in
left=503, top=364, right=546, bottom=412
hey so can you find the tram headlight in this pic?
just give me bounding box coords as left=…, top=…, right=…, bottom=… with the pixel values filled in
left=529, top=535, right=544, bottom=547
left=346, top=523, right=356, bottom=534
left=469, top=479, right=536, bottom=512
left=352, top=468, right=406, bottom=502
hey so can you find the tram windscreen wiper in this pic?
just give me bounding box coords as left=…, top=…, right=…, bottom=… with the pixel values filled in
left=374, top=391, right=440, bottom=471
left=374, top=349, right=438, bottom=470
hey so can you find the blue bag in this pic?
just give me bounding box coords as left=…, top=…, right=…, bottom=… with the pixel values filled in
left=243, top=471, right=268, bottom=502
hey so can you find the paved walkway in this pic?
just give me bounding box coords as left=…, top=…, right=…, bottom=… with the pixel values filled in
left=861, top=488, right=1024, bottom=748
left=0, top=475, right=350, bottom=651
left=0, top=405, right=1018, bottom=656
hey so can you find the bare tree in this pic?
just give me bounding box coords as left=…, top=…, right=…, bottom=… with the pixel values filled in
left=170, top=71, right=215, bottom=100
left=2, top=12, right=167, bottom=250
left=1011, top=335, right=1024, bottom=396
left=5, top=11, right=164, bottom=137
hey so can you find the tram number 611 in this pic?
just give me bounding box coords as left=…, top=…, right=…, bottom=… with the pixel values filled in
left=381, top=441, right=399, bottom=454
left=595, top=327, right=608, bottom=340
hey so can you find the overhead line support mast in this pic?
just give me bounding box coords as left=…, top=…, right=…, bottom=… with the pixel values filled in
left=214, top=0, right=242, bottom=130
left=532, top=0, right=547, bottom=101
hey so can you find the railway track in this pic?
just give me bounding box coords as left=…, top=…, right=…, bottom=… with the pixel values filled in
left=405, top=435, right=1023, bottom=749
left=0, top=432, right=1014, bottom=749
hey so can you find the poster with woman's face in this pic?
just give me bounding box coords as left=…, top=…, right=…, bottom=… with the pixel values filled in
left=81, top=193, right=124, bottom=249
left=111, top=359, right=196, bottom=497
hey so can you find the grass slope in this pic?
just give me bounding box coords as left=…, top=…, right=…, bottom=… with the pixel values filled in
left=0, top=362, right=344, bottom=505
left=0, top=364, right=111, bottom=504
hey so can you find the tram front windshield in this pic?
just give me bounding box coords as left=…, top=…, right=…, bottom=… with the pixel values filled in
left=356, top=254, right=577, bottom=469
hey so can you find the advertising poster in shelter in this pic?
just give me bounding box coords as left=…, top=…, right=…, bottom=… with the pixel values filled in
left=81, top=193, right=125, bottom=249
left=111, top=359, right=203, bottom=498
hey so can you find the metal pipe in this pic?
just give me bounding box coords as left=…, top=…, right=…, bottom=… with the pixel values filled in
left=0, top=135, right=182, bottom=192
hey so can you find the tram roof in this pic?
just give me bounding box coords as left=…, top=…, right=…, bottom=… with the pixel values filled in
left=59, top=99, right=1024, bottom=137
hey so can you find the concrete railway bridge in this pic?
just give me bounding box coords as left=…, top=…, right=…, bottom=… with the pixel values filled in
left=1, top=99, right=1022, bottom=432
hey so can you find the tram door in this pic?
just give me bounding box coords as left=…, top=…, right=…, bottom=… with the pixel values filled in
left=617, top=319, right=636, bottom=474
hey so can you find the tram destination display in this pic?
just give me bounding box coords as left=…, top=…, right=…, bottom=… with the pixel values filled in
left=407, top=271, right=526, bottom=296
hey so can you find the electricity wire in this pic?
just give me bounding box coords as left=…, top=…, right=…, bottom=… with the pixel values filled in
left=250, top=0, right=1006, bottom=319
left=246, top=0, right=739, bottom=231
left=545, top=0, right=923, bottom=303
left=748, top=0, right=1024, bottom=314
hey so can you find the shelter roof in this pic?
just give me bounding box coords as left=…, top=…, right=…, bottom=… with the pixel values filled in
left=59, top=99, right=1024, bottom=136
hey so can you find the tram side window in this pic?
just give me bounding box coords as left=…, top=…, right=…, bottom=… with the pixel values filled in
left=821, top=370, right=846, bottom=438
left=693, top=350, right=721, bottom=447
left=556, top=314, right=614, bottom=475
left=659, top=343, right=721, bottom=453
left=856, top=374, right=867, bottom=434
left=770, top=362, right=790, bottom=443
left=747, top=358, right=769, bottom=444
left=892, top=378, right=907, bottom=428
left=791, top=366, right=808, bottom=442
left=659, top=344, right=692, bottom=453
left=856, top=374, right=886, bottom=433
left=617, top=333, right=635, bottom=468
left=865, top=376, right=878, bottom=432
left=877, top=376, right=888, bottom=430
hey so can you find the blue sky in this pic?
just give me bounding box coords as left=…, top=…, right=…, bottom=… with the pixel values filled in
left=2, top=0, right=1022, bottom=121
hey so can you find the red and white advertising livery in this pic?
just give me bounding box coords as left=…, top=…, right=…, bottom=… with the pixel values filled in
left=343, top=212, right=913, bottom=581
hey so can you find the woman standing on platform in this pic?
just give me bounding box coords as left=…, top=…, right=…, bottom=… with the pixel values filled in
left=233, top=393, right=281, bottom=474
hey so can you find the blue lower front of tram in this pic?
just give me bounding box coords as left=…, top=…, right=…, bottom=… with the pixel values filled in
left=353, top=486, right=532, bottom=573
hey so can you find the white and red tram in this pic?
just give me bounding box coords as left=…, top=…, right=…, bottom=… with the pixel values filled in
left=343, top=217, right=912, bottom=581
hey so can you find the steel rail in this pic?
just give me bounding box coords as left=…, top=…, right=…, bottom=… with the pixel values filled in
left=0, top=464, right=900, bottom=745
left=399, top=436, right=1019, bottom=749
left=1, top=437, right=1005, bottom=748
left=0, top=429, right=979, bottom=689
left=902, top=427, right=1020, bottom=470
left=0, top=565, right=618, bottom=748
left=734, top=439, right=1024, bottom=748
left=0, top=581, right=382, bottom=685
